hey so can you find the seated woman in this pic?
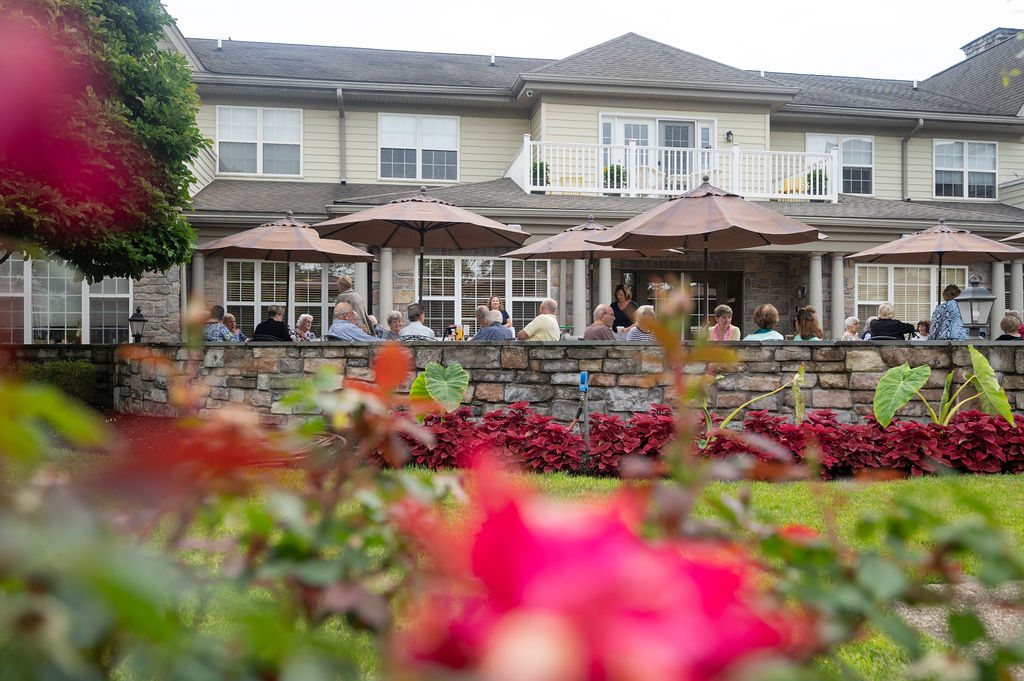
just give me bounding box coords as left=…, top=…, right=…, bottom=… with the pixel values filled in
left=929, top=284, right=968, bottom=340
left=626, top=305, right=657, bottom=341
left=912, top=319, right=930, bottom=341
left=793, top=305, right=823, bottom=340
left=868, top=303, right=915, bottom=340
left=840, top=316, right=859, bottom=341
left=610, top=284, right=638, bottom=335
left=995, top=315, right=1024, bottom=341
left=707, top=304, right=740, bottom=341
left=742, top=304, right=784, bottom=341
left=380, top=310, right=403, bottom=340
left=252, top=306, right=292, bottom=341
left=292, top=313, right=317, bottom=342
left=861, top=316, right=878, bottom=340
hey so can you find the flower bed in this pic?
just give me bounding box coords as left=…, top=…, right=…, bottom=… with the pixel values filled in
left=376, top=402, right=1024, bottom=478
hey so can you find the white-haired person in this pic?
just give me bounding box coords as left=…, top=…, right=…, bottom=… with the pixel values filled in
left=380, top=310, right=403, bottom=340
left=867, top=303, right=915, bottom=340
left=626, top=305, right=658, bottom=341
left=840, top=316, right=859, bottom=341
left=292, top=313, right=317, bottom=341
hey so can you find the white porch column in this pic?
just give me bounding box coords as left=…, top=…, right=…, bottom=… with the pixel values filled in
left=378, top=248, right=393, bottom=319
left=354, top=261, right=368, bottom=305
left=573, top=259, right=587, bottom=336
left=808, top=252, right=823, bottom=326
left=1011, top=259, right=1024, bottom=315
left=191, top=252, right=205, bottom=306
left=992, top=261, right=1006, bottom=339
left=558, top=259, right=567, bottom=326
left=830, top=253, right=845, bottom=340
left=598, top=258, right=612, bottom=307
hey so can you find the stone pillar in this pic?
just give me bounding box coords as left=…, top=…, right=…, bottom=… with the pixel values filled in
left=191, top=252, right=205, bottom=306
left=379, top=248, right=393, bottom=319
left=830, top=253, right=845, bottom=340
left=179, top=263, right=188, bottom=342
left=991, top=260, right=1006, bottom=339
left=598, top=258, right=612, bottom=307
left=573, top=259, right=587, bottom=336
left=1011, top=259, right=1024, bottom=315
left=808, top=251, right=823, bottom=323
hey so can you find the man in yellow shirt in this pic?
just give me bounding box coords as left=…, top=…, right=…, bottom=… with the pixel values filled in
left=517, top=298, right=561, bottom=341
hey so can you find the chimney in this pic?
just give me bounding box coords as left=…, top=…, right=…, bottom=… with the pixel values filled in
left=912, top=80, right=918, bottom=90
left=490, top=55, right=496, bottom=67
left=216, top=38, right=223, bottom=51
left=960, top=28, right=1020, bottom=58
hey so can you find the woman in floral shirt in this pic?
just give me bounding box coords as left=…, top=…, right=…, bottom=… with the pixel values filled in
left=928, top=284, right=967, bottom=340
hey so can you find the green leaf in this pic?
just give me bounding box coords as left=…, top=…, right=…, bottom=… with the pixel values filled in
left=937, top=372, right=954, bottom=424
left=422, top=362, right=469, bottom=412
left=873, top=363, right=931, bottom=428
left=968, top=345, right=1014, bottom=425
left=856, top=553, right=909, bottom=602
left=948, top=611, right=986, bottom=646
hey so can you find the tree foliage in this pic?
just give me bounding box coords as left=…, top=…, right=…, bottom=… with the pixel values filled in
left=0, top=0, right=207, bottom=280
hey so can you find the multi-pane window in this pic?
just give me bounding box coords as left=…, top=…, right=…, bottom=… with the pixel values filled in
left=89, top=278, right=130, bottom=343
left=225, top=260, right=355, bottom=337
left=217, top=106, right=302, bottom=176
left=379, top=114, right=458, bottom=181
left=855, top=264, right=967, bottom=325
left=419, top=256, right=550, bottom=337
left=0, top=254, right=24, bottom=344
left=934, top=140, right=996, bottom=199
left=806, top=134, right=873, bottom=195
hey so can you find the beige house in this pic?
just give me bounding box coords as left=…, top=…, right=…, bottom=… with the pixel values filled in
left=6, top=25, right=1024, bottom=343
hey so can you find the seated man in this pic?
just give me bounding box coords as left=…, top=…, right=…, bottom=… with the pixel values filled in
left=204, top=304, right=242, bottom=343
left=583, top=304, right=616, bottom=341
left=398, top=303, right=437, bottom=339
left=517, top=298, right=560, bottom=341
left=472, top=305, right=488, bottom=337
left=472, top=309, right=514, bottom=341
left=327, top=301, right=382, bottom=341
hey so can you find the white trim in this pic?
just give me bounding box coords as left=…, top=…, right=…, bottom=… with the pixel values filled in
left=805, top=132, right=875, bottom=196
left=932, top=139, right=998, bottom=200
left=215, top=105, right=304, bottom=178
left=598, top=111, right=718, bottom=148
left=854, top=263, right=968, bottom=324
left=377, top=112, right=460, bottom=183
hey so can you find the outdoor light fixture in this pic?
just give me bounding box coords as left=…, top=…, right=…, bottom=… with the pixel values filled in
left=954, top=274, right=996, bottom=337
left=128, top=306, right=147, bottom=343
left=725, top=130, right=734, bottom=143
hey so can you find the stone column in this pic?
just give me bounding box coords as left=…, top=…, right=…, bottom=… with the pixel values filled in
left=379, top=248, right=393, bottom=319
left=830, top=253, right=845, bottom=340
left=573, top=259, right=587, bottom=336
left=992, top=261, right=1006, bottom=339
left=1011, top=259, right=1024, bottom=315
left=191, top=252, right=205, bottom=306
left=598, top=258, right=612, bottom=307
left=808, top=251, right=823, bottom=323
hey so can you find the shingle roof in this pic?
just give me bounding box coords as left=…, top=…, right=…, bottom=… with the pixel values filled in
left=763, top=72, right=1006, bottom=115
left=531, top=33, right=776, bottom=88
left=921, top=30, right=1024, bottom=116
left=186, top=38, right=553, bottom=87
left=189, top=179, right=1024, bottom=226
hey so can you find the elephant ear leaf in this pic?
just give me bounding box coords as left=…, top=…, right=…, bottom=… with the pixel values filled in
left=968, top=345, right=1013, bottom=425
left=423, top=362, right=469, bottom=413
left=873, top=363, right=930, bottom=428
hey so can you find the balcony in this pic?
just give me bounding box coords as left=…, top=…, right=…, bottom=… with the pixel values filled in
left=505, top=135, right=839, bottom=203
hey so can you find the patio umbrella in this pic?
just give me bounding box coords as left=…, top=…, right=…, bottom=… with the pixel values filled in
left=313, top=186, right=529, bottom=298
left=196, top=211, right=375, bottom=327
left=502, top=216, right=680, bottom=312
left=588, top=177, right=820, bottom=321
left=848, top=218, right=1024, bottom=304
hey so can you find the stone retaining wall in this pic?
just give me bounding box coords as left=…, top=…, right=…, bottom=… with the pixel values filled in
left=106, top=341, right=1024, bottom=425
left=0, top=345, right=118, bottom=408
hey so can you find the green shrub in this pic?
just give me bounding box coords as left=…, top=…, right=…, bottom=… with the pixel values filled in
left=14, top=359, right=97, bottom=403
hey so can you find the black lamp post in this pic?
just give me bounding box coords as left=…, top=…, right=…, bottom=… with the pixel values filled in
left=954, top=274, right=996, bottom=338
left=128, top=306, right=147, bottom=343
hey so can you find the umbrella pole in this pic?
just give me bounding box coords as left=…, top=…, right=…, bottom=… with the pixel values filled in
left=937, top=252, right=944, bottom=307
left=417, top=232, right=425, bottom=307
left=588, top=255, right=595, bottom=316
left=703, top=234, right=709, bottom=331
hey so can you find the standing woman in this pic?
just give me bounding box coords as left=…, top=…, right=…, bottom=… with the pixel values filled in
left=488, top=296, right=512, bottom=328
left=707, top=304, right=740, bottom=341
left=929, top=284, right=968, bottom=340
left=610, top=284, right=638, bottom=334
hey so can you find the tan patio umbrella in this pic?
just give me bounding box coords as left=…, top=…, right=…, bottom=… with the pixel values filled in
left=313, top=186, right=529, bottom=297
left=196, top=211, right=374, bottom=327
left=588, top=177, right=821, bottom=320
left=502, top=216, right=679, bottom=311
left=848, top=218, right=1024, bottom=304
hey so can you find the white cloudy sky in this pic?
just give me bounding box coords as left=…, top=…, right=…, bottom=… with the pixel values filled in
left=161, top=0, right=1024, bottom=81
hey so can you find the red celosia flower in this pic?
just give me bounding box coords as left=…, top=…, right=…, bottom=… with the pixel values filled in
left=397, top=466, right=812, bottom=681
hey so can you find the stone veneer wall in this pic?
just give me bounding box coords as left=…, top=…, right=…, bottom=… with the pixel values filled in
left=0, top=345, right=118, bottom=409
left=106, top=341, right=1024, bottom=425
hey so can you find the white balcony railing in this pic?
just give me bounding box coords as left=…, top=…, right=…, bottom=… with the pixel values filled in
left=504, top=134, right=839, bottom=203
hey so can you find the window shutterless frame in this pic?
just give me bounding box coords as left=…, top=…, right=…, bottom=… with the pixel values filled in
left=377, top=113, right=460, bottom=183
left=215, top=105, right=303, bottom=178
left=805, top=133, right=874, bottom=196
left=854, top=263, right=967, bottom=325
left=933, top=139, right=997, bottom=200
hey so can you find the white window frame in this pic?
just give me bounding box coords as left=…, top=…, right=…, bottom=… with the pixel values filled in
left=223, top=260, right=354, bottom=337
left=377, top=113, right=460, bottom=183
left=416, top=256, right=551, bottom=336
left=215, top=105, right=303, bottom=178
left=933, top=139, right=997, bottom=200
left=598, top=112, right=717, bottom=148
left=854, top=263, right=968, bottom=323
left=805, top=133, right=875, bottom=196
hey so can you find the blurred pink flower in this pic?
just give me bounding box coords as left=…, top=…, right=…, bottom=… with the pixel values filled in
left=397, top=467, right=812, bottom=681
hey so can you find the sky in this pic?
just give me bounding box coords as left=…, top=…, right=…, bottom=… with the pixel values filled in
left=161, top=0, right=1024, bottom=81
